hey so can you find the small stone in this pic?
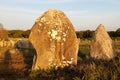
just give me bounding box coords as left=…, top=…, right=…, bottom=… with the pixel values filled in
left=14, top=40, right=34, bottom=49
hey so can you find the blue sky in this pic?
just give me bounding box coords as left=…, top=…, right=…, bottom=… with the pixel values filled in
left=0, top=0, right=120, bottom=31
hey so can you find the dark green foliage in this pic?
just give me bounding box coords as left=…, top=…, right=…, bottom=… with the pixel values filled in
left=8, top=29, right=31, bottom=38
left=108, top=31, right=116, bottom=37
left=8, top=30, right=24, bottom=38
left=22, top=30, right=31, bottom=38
left=116, top=28, right=120, bottom=37
left=76, top=30, right=94, bottom=39
left=82, top=30, right=93, bottom=39
left=76, top=31, right=84, bottom=39
left=76, top=28, right=120, bottom=39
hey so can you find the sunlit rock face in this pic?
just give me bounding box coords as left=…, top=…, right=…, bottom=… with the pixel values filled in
left=90, top=24, right=116, bottom=60
left=29, top=8, right=79, bottom=70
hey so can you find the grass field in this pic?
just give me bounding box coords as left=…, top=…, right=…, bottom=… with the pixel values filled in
left=0, top=38, right=120, bottom=80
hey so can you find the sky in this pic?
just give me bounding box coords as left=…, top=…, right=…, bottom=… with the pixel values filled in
left=0, top=0, right=120, bottom=31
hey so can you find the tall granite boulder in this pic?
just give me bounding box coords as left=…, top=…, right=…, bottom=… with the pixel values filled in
left=14, top=40, right=34, bottom=49
left=90, top=24, right=116, bottom=60
left=29, top=8, right=80, bottom=70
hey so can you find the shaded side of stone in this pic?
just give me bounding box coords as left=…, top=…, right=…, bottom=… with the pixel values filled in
left=14, top=40, right=34, bottom=49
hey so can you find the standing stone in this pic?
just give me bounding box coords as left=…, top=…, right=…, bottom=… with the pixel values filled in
left=29, top=8, right=79, bottom=70
left=0, top=23, right=8, bottom=41
left=90, top=24, right=116, bottom=60
left=14, top=40, right=34, bottom=49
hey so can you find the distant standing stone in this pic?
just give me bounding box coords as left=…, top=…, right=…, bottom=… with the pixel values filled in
left=90, top=24, right=116, bottom=60
left=29, top=8, right=79, bottom=70
left=0, top=23, right=8, bottom=41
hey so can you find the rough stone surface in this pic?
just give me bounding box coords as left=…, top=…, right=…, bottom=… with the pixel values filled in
left=90, top=24, right=116, bottom=60
left=29, top=8, right=79, bottom=70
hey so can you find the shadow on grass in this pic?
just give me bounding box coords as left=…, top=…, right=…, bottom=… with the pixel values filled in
left=0, top=48, right=32, bottom=79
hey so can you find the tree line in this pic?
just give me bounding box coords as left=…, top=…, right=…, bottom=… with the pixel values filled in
left=8, top=28, right=120, bottom=38
left=76, top=28, right=120, bottom=39
left=8, top=30, right=30, bottom=38
left=0, top=28, right=119, bottom=39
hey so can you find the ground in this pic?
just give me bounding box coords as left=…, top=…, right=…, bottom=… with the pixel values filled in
left=0, top=38, right=120, bottom=80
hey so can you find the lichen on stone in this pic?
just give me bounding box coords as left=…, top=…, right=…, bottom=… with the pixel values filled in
left=50, top=29, right=58, bottom=39
left=29, top=8, right=79, bottom=70
left=56, top=36, right=61, bottom=42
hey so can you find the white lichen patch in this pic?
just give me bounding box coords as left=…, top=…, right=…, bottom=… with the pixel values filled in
left=48, top=58, right=53, bottom=62
left=53, top=63, right=56, bottom=66
left=71, top=58, right=74, bottom=60
left=56, top=36, right=61, bottom=42
left=51, top=29, right=58, bottom=39
left=48, top=31, right=51, bottom=35
left=62, top=61, right=67, bottom=64
left=58, top=63, right=61, bottom=66
left=46, top=21, right=50, bottom=24
left=66, top=61, right=72, bottom=64
left=62, top=55, right=65, bottom=60
left=41, top=17, right=46, bottom=22
left=38, top=23, right=42, bottom=26
left=63, top=33, right=66, bottom=37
